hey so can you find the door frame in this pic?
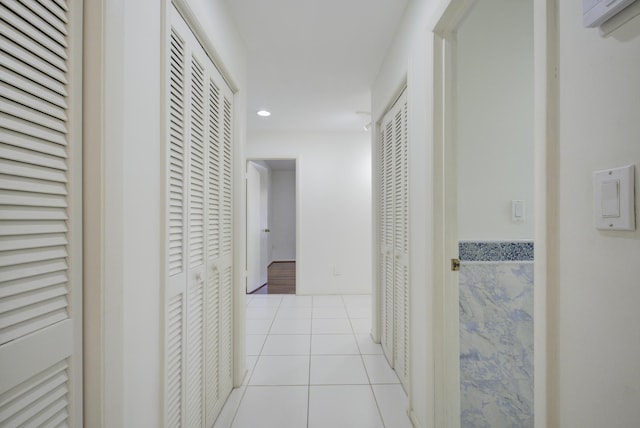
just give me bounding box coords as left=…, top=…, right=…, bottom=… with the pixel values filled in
left=432, top=3, right=472, bottom=426
left=244, top=158, right=300, bottom=294
left=431, top=0, right=555, bottom=426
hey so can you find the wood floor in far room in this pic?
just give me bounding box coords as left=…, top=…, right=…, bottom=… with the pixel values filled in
left=253, top=261, right=296, bottom=294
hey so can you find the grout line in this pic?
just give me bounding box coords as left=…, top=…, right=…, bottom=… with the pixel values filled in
left=344, top=296, right=387, bottom=427
left=307, top=295, right=314, bottom=428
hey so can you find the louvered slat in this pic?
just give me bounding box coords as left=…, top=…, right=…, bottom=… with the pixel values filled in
left=204, top=267, right=220, bottom=424
left=168, top=28, right=186, bottom=277
left=0, top=0, right=71, bottom=351
left=166, top=294, right=183, bottom=428
left=207, top=79, right=221, bottom=261
left=0, top=360, right=69, bottom=427
left=218, top=265, right=233, bottom=394
left=1, top=28, right=67, bottom=78
left=186, top=281, right=203, bottom=428
left=221, top=98, right=232, bottom=255
left=189, top=57, right=205, bottom=269
left=35, top=0, right=68, bottom=25
left=0, top=3, right=68, bottom=58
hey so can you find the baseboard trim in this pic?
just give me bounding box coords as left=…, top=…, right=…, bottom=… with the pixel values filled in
left=409, top=409, right=424, bottom=428
left=247, top=282, right=268, bottom=294
left=268, top=260, right=296, bottom=268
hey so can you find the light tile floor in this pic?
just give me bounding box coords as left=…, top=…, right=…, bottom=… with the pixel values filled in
left=213, top=294, right=412, bottom=428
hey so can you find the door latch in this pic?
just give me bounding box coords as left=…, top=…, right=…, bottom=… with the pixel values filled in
left=451, top=258, right=461, bottom=272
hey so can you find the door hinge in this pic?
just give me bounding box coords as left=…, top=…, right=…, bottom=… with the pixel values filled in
left=451, top=258, right=461, bottom=272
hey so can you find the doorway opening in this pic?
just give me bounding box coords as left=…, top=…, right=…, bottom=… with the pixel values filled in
left=246, top=159, right=297, bottom=294
left=434, top=0, right=535, bottom=426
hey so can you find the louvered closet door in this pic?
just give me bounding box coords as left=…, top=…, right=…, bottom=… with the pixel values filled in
left=392, top=95, right=409, bottom=389
left=166, top=5, right=234, bottom=428
left=186, top=44, right=207, bottom=428
left=0, top=1, right=82, bottom=426
left=204, top=71, right=235, bottom=427
left=378, top=88, right=409, bottom=390
left=204, top=70, right=222, bottom=427
left=166, top=15, right=189, bottom=427
left=379, top=118, right=394, bottom=361
left=216, top=92, right=234, bottom=402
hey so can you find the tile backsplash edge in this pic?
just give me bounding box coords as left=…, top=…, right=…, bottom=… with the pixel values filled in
left=459, top=240, right=534, bottom=262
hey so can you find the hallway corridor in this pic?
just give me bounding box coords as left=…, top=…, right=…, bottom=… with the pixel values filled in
left=213, top=294, right=412, bottom=427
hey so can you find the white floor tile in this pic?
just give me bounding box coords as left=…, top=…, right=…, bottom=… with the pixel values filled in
left=308, top=385, right=384, bottom=428
left=346, top=305, right=372, bottom=319
left=213, top=386, right=246, bottom=428
left=249, top=355, right=310, bottom=385
left=372, top=384, right=412, bottom=428
left=245, top=335, right=266, bottom=356
left=311, top=334, right=359, bottom=355
left=312, top=318, right=352, bottom=334
left=310, top=355, right=369, bottom=385
left=356, top=334, right=384, bottom=355
left=312, top=306, right=348, bottom=319
left=231, top=386, right=308, bottom=428
left=312, top=295, right=345, bottom=307
left=270, top=318, right=311, bottom=334
left=245, top=319, right=272, bottom=335
left=280, top=295, right=313, bottom=307
left=349, top=317, right=372, bottom=334
left=245, top=306, right=278, bottom=320
left=341, top=294, right=372, bottom=307
left=275, top=306, right=312, bottom=319
left=362, top=354, right=400, bottom=384
left=261, top=334, right=311, bottom=355
left=247, top=295, right=283, bottom=307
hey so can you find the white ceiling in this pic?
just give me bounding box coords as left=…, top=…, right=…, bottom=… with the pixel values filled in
left=224, top=0, right=409, bottom=132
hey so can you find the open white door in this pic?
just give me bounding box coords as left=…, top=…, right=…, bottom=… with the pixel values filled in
left=246, top=161, right=267, bottom=293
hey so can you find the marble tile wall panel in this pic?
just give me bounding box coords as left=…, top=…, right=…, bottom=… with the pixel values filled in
left=459, top=258, right=534, bottom=427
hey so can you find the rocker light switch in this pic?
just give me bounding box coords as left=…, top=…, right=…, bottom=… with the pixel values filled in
left=594, top=165, right=635, bottom=230
left=601, top=179, right=620, bottom=218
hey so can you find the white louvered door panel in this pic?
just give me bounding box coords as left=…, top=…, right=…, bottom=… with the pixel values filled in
left=166, top=5, right=234, bottom=428
left=204, top=74, right=222, bottom=427
left=166, top=15, right=189, bottom=428
left=0, top=0, right=82, bottom=426
left=379, top=119, right=394, bottom=362
left=217, top=94, right=234, bottom=399
left=186, top=46, right=206, bottom=428
left=393, top=97, right=409, bottom=389
left=204, top=63, right=235, bottom=426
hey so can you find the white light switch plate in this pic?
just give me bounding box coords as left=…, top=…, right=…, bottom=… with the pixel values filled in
left=594, top=164, right=635, bottom=231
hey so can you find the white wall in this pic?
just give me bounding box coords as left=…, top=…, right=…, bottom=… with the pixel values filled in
left=457, top=0, right=534, bottom=240
left=270, top=170, right=296, bottom=261
left=552, top=3, right=640, bottom=426
left=246, top=131, right=372, bottom=295
left=85, top=0, right=247, bottom=424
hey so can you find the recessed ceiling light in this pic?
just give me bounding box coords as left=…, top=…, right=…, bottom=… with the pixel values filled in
left=257, top=110, right=271, bottom=117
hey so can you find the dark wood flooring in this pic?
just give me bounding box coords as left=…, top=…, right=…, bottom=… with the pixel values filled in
left=252, top=261, right=296, bottom=294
